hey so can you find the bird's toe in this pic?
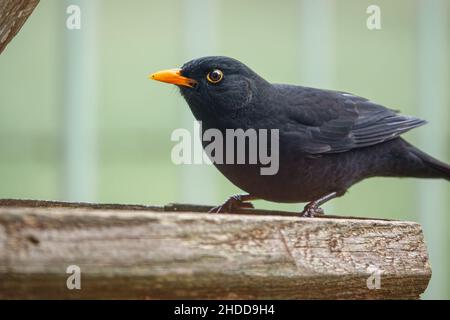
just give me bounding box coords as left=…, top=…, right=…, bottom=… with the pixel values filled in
left=208, top=196, right=254, bottom=213
left=300, top=206, right=325, bottom=218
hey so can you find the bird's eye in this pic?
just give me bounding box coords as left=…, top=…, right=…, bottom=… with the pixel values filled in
left=206, top=69, right=223, bottom=84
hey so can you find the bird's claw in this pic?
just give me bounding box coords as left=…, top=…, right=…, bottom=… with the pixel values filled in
left=209, top=196, right=254, bottom=213
left=300, top=205, right=324, bottom=217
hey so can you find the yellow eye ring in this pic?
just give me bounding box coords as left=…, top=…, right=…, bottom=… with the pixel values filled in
left=206, top=69, right=223, bottom=84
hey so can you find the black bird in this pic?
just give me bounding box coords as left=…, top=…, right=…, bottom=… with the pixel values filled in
left=150, top=56, right=450, bottom=216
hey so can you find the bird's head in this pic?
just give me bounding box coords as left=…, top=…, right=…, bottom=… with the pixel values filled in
left=150, top=56, right=269, bottom=120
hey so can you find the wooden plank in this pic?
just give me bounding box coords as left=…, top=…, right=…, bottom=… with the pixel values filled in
left=0, top=200, right=431, bottom=299
left=0, top=0, right=40, bottom=54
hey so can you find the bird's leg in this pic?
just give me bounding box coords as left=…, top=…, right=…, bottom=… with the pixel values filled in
left=209, top=194, right=257, bottom=213
left=301, top=192, right=338, bottom=217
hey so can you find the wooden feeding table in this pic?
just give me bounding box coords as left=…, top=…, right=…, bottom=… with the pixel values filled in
left=0, top=199, right=431, bottom=299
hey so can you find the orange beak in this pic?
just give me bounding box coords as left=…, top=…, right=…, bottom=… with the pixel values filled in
left=149, top=68, right=197, bottom=88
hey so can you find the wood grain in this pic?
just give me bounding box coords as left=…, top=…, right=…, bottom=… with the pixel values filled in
left=0, top=200, right=431, bottom=299
left=0, top=0, right=39, bottom=54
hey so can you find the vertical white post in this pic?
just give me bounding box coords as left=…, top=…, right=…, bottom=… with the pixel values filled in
left=180, top=0, right=218, bottom=204
left=63, top=0, right=98, bottom=201
left=297, top=0, right=335, bottom=88
left=297, top=0, right=336, bottom=212
left=417, top=0, right=449, bottom=299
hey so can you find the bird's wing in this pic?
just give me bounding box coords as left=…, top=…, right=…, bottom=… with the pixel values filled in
left=277, top=85, right=427, bottom=154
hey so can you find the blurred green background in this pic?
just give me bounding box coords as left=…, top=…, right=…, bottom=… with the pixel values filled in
left=0, top=0, right=448, bottom=298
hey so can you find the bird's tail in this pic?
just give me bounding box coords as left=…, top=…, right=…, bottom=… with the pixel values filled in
left=410, top=146, right=450, bottom=181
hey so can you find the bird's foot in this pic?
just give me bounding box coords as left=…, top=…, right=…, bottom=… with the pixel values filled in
left=300, top=204, right=325, bottom=217
left=209, top=195, right=254, bottom=213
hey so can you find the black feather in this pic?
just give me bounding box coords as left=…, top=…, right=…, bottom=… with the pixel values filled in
left=277, top=85, right=426, bottom=154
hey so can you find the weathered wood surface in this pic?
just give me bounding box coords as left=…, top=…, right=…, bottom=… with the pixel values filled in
left=0, top=0, right=39, bottom=54
left=0, top=199, right=431, bottom=299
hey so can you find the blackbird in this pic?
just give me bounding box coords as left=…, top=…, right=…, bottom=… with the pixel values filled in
left=150, top=56, right=450, bottom=216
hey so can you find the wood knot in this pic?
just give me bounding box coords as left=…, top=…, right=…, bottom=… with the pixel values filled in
left=26, top=234, right=40, bottom=245
left=329, top=236, right=343, bottom=252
